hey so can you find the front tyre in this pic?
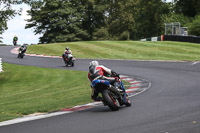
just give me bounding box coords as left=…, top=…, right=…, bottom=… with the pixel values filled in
left=124, top=95, right=131, bottom=107
left=102, top=90, right=120, bottom=111
left=18, top=53, right=22, bottom=58
left=65, top=61, right=68, bottom=67
left=71, top=61, right=74, bottom=67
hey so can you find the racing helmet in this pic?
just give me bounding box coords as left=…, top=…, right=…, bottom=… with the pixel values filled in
left=66, top=47, right=69, bottom=50
left=89, top=60, right=99, bottom=67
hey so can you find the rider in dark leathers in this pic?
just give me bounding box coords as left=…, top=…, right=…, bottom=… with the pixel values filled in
left=19, top=45, right=27, bottom=52
left=18, top=45, right=27, bottom=58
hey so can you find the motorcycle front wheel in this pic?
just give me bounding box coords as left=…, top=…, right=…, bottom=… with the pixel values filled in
left=102, top=90, right=120, bottom=111
left=18, top=54, right=23, bottom=58
left=124, top=95, right=131, bottom=107
left=71, top=61, right=74, bottom=67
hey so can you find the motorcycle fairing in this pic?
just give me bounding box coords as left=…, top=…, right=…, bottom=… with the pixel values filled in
left=92, top=79, right=110, bottom=88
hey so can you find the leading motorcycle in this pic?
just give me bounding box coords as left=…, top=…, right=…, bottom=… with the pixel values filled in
left=92, top=75, right=131, bottom=111
left=13, top=40, right=17, bottom=46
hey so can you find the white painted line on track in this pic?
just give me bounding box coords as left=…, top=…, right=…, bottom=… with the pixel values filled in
left=128, top=83, right=151, bottom=97
left=120, top=75, right=128, bottom=78
left=126, top=88, right=139, bottom=92
left=73, top=102, right=102, bottom=108
left=191, top=61, right=200, bottom=65
left=0, top=112, right=71, bottom=127
left=122, top=78, right=134, bottom=81
left=130, top=84, right=141, bottom=87
left=129, top=81, right=140, bottom=84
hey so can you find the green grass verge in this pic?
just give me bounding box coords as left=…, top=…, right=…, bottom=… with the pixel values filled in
left=0, top=63, right=130, bottom=122
left=0, top=44, right=7, bottom=46
left=27, top=41, right=200, bottom=61
left=0, top=63, right=91, bottom=122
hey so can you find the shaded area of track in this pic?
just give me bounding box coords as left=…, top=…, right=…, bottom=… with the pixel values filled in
left=0, top=46, right=200, bottom=133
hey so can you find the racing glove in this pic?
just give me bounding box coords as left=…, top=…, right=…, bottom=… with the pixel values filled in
left=111, top=70, right=119, bottom=77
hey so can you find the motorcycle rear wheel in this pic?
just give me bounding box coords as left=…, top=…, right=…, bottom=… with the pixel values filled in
left=102, top=90, right=120, bottom=111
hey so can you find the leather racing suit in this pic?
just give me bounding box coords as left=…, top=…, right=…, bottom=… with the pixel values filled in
left=88, top=65, right=127, bottom=101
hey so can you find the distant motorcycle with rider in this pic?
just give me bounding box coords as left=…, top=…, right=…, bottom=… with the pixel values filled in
left=62, top=47, right=75, bottom=67
left=18, top=45, right=27, bottom=58
left=13, top=36, right=18, bottom=46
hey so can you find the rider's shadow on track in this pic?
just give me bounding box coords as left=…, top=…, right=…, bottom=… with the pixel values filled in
left=58, top=66, right=77, bottom=70
left=81, top=105, right=127, bottom=113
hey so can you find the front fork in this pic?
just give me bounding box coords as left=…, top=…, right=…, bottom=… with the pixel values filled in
left=120, top=81, right=128, bottom=104
left=116, top=81, right=128, bottom=104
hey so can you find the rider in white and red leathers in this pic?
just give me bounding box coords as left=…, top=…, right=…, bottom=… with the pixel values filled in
left=62, top=47, right=72, bottom=60
left=88, top=61, right=127, bottom=101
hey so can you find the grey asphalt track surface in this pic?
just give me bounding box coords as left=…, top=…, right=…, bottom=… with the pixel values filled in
left=0, top=46, right=200, bottom=133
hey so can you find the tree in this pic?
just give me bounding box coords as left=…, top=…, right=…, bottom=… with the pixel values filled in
left=26, top=0, right=89, bottom=43
left=0, top=0, right=34, bottom=43
left=25, top=0, right=180, bottom=42
left=92, top=27, right=109, bottom=40
left=106, top=0, right=138, bottom=40
left=174, top=0, right=200, bottom=17
left=80, top=0, right=109, bottom=40
left=0, top=0, right=24, bottom=42
left=188, top=15, right=200, bottom=36
left=162, top=13, right=191, bottom=26
left=135, top=0, right=169, bottom=39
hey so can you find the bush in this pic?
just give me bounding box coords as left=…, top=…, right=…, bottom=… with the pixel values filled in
left=119, top=31, right=130, bottom=40
left=161, top=13, right=191, bottom=27
left=92, top=27, right=109, bottom=40
left=188, top=15, right=200, bottom=36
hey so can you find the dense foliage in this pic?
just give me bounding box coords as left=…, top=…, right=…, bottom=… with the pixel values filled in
left=188, top=15, right=200, bottom=36
left=174, top=0, right=200, bottom=17
left=1, top=0, right=200, bottom=43
left=25, top=0, right=170, bottom=43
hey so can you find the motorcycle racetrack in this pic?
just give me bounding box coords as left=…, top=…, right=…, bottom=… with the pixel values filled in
left=0, top=46, right=200, bottom=133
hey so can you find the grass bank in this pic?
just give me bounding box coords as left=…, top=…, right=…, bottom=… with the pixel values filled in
left=0, top=63, right=91, bottom=122
left=27, top=41, right=200, bottom=61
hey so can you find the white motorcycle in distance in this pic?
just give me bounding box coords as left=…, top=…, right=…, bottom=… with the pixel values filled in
left=62, top=53, right=75, bottom=67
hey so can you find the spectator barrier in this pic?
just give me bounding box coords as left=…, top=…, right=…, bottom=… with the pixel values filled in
left=163, top=35, right=200, bottom=43
left=141, top=35, right=200, bottom=43
left=140, top=35, right=163, bottom=41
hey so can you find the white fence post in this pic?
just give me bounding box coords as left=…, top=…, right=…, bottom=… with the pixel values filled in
left=0, top=58, right=3, bottom=72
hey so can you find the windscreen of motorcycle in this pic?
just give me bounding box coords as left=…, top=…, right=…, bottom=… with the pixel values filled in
left=68, top=54, right=73, bottom=58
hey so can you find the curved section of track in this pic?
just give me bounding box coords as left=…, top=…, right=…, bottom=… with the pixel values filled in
left=0, top=46, right=200, bottom=133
